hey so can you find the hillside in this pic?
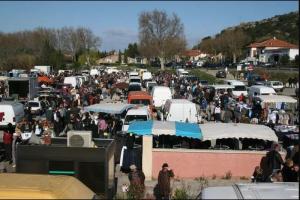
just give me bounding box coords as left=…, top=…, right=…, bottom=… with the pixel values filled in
left=230, top=11, right=299, bottom=45
left=195, top=11, right=299, bottom=51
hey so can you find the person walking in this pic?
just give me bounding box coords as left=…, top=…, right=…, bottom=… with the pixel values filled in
left=157, top=163, right=174, bottom=200
left=3, top=124, right=13, bottom=163
left=266, top=143, right=284, bottom=177
left=127, top=164, right=145, bottom=199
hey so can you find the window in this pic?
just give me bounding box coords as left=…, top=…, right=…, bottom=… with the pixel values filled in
left=124, top=115, right=148, bottom=125
left=233, top=86, right=246, bottom=91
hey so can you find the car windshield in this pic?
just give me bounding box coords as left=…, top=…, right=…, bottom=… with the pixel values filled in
left=131, top=99, right=151, bottom=106
left=233, top=86, right=246, bottom=91
left=130, top=79, right=140, bottom=83
left=28, top=102, right=39, bottom=107
left=124, top=115, right=148, bottom=125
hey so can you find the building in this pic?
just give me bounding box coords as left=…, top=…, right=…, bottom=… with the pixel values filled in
left=127, top=57, right=148, bottom=65
left=97, top=51, right=119, bottom=64
left=182, top=50, right=209, bottom=61
left=248, top=37, right=299, bottom=63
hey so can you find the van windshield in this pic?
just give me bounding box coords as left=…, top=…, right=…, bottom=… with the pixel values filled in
left=124, top=115, right=148, bottom=125
left=233, top=86, right=246, bottom=91
left=131, top=99, right=151, bottom=106
left=28, top=102, right=39, bottom=107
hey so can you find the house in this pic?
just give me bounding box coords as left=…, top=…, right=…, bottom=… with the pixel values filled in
left=97, top=51, right=119, bottom=64
left=127, top=57, right=148, bottom=65
left=248, top=37, right=299, bottom=63
left=182, top=50, right=209, bottom=61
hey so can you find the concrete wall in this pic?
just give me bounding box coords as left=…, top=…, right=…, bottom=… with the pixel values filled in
left=152, top=149, right=285, bottom=179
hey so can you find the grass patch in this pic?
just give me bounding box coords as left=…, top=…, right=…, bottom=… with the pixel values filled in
left=189, top=69, right=217, bottom=84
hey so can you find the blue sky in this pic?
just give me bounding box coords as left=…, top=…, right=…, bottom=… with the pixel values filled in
left=0, top=1, right=298, bottom=51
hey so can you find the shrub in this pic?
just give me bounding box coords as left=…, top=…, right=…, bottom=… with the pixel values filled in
left=212, top=174, right=217, bottom=180
left=172, top=187, right=189, bottom=200
left=222, top=171, right=232, bottom=180
left=127, top=184, right=145, bottom=200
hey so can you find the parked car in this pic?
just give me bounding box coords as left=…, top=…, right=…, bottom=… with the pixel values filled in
left=26, top=100, right=43, bottom=115
left=122, top=107, right=151, bottom=132
left=264, top=81, right=284, bottom=92
left=248, top=85, right=276, bottom=98
left=224, top=80, right=248, bottom=97
left=216, top=70, right=226, bottom=78
left=151, top=86, right=172, bottom=108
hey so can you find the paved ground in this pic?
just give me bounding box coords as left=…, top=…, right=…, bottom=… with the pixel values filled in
left=115, top=164, right=250, bottom=199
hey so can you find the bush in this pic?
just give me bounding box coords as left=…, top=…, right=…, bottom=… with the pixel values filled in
left=222, top=171, right=232, bottom=180
left=172, top=187, right=189, bottom=200
left=127, top=184, right=145, bottom=200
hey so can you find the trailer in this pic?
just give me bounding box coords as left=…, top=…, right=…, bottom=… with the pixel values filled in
left=7, top=77, right=39, bottom=100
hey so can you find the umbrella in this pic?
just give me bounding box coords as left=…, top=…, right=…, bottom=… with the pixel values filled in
left=127, top=120, right=202, bottom=140
left=113, top=82, right=129, bottom=89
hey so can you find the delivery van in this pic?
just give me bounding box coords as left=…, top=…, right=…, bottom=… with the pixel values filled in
left=142, top=72, right=152, bottom=81
left=128, top=91, right=153, bottom=106
left=163, top=99, right=199, bottom=123
left=151, top=86, right=172, bottom=108
left=122, top=107, right=151, bottom=132
left=0, top=101, right=24, bottom=126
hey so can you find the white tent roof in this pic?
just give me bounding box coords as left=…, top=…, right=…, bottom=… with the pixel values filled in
left=257, top=95, right=297, bottom=103
left=83, top=103, right=134, bottom=114
left=200, top=123, right=278, bottom=142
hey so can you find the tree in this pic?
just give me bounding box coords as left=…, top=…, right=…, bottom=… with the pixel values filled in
left=138, top=10, right=186, bottom=70
left=279, top=54, right=290, bottom=66
left=118, top=50, right=122, bottom=64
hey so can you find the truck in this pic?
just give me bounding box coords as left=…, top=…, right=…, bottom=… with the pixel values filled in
left=7, top=77, right=39, bottom=100
left=34, top=65, right=52, bottom=75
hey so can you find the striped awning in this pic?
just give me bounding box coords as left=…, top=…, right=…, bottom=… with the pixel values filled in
left=127, top=120, right=202, bottom=140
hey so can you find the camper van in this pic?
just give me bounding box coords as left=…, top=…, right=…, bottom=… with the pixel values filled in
left=122, top=107, right=151, bottom=132
left=0, top=101, right=24, bottom=126
left=248, top=85, right=277, bottom=98
left=163, top=99, right=199, bottom=123
left=224, top=80, right=248, bottom=97
left=151, top=86, right=172, bottom=108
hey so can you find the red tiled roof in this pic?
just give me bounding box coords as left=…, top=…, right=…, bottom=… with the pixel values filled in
left=183, top=50, right=202, bottom=57
left=248, top=38, right=298, bottom=48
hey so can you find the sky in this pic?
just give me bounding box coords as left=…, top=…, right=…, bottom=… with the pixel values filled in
left=0, top=1, right=298, bottom=51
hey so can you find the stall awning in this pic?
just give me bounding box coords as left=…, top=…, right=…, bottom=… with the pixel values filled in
left=257, top=95, right=297, bottom=103
left=127, top=120, right=202, bottom=140
left=200, top=123, right=278, bottom=142
left=84, top=103, right=134, bottom=114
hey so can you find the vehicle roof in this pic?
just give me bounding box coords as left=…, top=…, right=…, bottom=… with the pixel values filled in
left=250, top=85, right=276, bottom=93
left=126, top=107, right=149, bottom=115
left=224, top=80, right=245, bottom=85
left=210, top=84, right=235, bottom=89
left=0, top=101, right=23, bottom=106
left=166, top=99, right=194, bottom=104
left=201, top=183, right=299, bottom=199
left=128, top=91, right=151, bottom=97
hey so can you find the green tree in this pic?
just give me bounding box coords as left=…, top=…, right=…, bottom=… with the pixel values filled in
left=279, top=54, right=290, bottom=66
left=118, top=50, right=122, bottom=63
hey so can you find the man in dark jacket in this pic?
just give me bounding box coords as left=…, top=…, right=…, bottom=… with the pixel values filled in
left=266, top=143, right=284, bottom=176
left=158, top=163, right=174, bottom=200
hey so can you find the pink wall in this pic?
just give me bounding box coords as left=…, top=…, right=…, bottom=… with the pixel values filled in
left=152, top=150, right=285, bottom=179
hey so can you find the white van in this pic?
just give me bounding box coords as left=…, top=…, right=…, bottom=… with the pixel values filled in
left=164, top=99, right=199, bottom=123
left=64, top=76, right=80, bottom=88
left=142, top=72, right=152, bottom=81
left=176, top=68, right=189, bottom=78
left=151, top=86, right=172, bottom=108
left=122, top=107, right=151, bottom=132
left=224, top=80, right=248, bottom=97
left=129, top=76, right=142, bottom=85
left=248, top=85, right=277, bottom=97
left=0, top=101, right=24, bottom=126
left=129, top=71, right=139, bottom=78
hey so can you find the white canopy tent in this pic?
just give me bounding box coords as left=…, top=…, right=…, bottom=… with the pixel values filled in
left=200, top=123, right=278, bottom=142
left=257, top=95, right=297, bottom=104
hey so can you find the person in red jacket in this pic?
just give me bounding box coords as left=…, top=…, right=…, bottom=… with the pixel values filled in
left=3, top=123, right=13, bottom=163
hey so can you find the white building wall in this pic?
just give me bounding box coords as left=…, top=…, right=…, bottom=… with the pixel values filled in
left=289, top=49, right=299, bottom=60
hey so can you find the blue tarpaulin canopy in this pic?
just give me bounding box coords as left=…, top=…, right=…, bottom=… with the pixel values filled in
left=127, top=120, right=202, bottom=140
